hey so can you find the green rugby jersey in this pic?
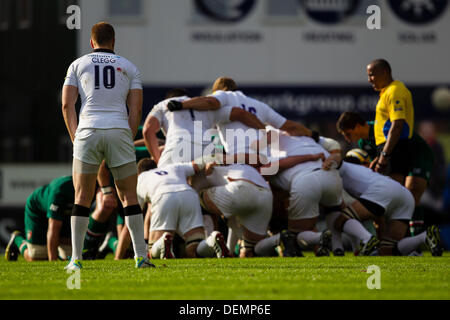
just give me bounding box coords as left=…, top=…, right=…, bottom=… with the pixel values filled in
left=27, top=175, right=74, bottom=221
left=358, top=122, right=378, bottom=160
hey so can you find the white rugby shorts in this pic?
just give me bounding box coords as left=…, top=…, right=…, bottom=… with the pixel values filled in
left=73, top=128, right=136, bottom=168
left=150, top=190, right=204, bottom=236
left=288, top=169, right=343, bottom=220
left=359, top=178, right=414, bottom=221
left=205, top=180, right=272, bottom=235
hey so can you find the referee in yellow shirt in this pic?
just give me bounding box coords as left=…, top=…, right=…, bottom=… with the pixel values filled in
left=366, top=59, right=431, bottom=208
left=365, top=59, right=443, bottom=256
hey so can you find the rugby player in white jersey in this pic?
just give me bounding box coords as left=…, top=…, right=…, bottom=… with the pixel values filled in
left=333, top=150, right=443, bottom=256
left=254, top=129, right=379, bottom=257
left=198, top=150, right=327, bottom=258
left=62, top=22, right=153, bottom=269
left=136, top=158, right=231, bottom=259
left=143, top=88, right=268, bottom=168
left=198, top=163, right=273, bottom=257
left=169, top=77, right=314, bottom=138
left=143, top=87, right=272, bottom=239
left=166, top=77, right=318, bottom=157
left=143, top=89, right=228, bottom=168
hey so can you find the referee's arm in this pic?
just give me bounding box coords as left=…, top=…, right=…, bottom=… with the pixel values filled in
left=376, top=119, right=405, bottom=172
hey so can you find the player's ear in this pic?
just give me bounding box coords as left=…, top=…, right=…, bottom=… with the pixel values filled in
left=90, top=38, right=94, bottom=49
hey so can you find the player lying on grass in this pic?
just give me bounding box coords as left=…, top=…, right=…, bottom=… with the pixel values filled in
left=136, top=158, right=232, bottom=259
left=5, top=176, right=74, bottom=262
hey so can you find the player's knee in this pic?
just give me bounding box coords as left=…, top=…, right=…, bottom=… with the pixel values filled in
left=23, top=250, right=34, bottom=262
left=379, top=238, right=400, bottom=256
left=185, top=233, right=205, bottom=258
left=334, top=214, right=349, bottom=232
left=148, top=240, right=156, bottom=259
left=288, top=219, right=315, bottom=233
left=341, top=205, right=362, bottom=221
left=240, top=236, right=257, bottom=257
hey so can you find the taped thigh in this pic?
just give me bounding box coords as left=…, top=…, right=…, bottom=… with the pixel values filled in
left=184, top=232, right=205, bottom=249
left=73, top=158, right=100, bottom=175
left=110, top=161, right=137, bottom=181
left=341, top=205, right=362, bottom=221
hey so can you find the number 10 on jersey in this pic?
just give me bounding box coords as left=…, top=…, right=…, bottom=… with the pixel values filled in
left=94, top=65, right=115, bottom=89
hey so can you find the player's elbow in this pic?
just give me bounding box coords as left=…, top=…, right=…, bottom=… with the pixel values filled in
left=61, top=102, right=71, bottom=113
left=280, top=120, right=310, bottom=136
left=205, top=97, right=221, bottom=110
left=142, top=123, right=152, bottom=139
left=229, top=107, right=245, bottom=121
left=143, top=120, right=158, bottom=140
left=392, top=119, right=405, bottom=130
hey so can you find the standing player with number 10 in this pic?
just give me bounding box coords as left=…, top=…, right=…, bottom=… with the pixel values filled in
left=62, top=22, right=154, bottom=269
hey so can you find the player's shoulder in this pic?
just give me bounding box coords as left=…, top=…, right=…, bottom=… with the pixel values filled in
left=211, top=90, right=229, bottom=96
left=68, top=54, right=88, bottom=68
left=138, top=169, right=155, bottom=181
left=47, top=176, right=73, bottom=194
left=243, top=92, right=270, bottom=108
left=49, top=175, right=73, bottom=187
left=113, top=54, right=136, bottom=67
left=386, top=81, right=410, bottom=97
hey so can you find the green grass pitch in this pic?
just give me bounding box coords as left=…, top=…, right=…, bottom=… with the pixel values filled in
left=1, top=253, right=449, bottom=300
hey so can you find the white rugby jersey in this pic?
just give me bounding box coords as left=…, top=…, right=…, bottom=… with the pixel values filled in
left=64, top=50, right=142, bottom=130
left=137, top=163, right=195, bottom=208
left=210, top=91, right=287, bottom=154
left=339, top=161, right=384, bottom=198
left=149, top=96, right=232, bottom=152
left=205, top=164, right=270, bottom=190
left=269, top=129, right=329, bottom=191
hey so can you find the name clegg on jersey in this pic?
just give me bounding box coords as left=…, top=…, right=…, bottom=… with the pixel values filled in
left=91, top=55, right=117, bottom=64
